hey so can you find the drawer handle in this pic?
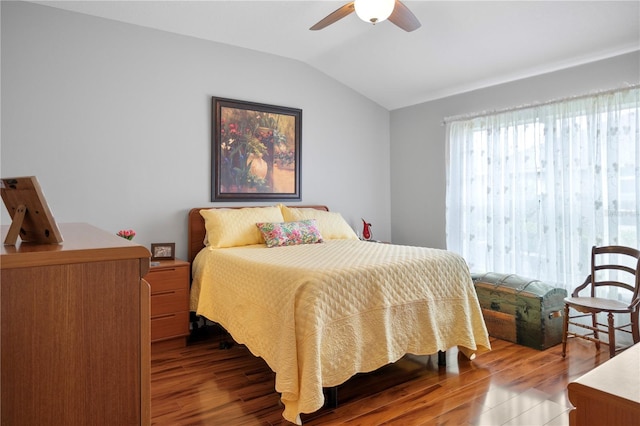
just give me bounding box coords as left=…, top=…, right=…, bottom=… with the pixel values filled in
left=154, top=290, right=176, bottom=296
left=152, top=313, right=176, bottom=320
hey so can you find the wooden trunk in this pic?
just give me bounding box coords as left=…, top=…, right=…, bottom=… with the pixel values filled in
left=472, top=272, right=567, bottom=350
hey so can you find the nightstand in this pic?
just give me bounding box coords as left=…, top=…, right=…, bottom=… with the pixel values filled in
left=146, top=259, right=190, bottom=352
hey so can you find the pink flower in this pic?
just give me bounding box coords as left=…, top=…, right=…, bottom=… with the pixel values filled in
left=117, top=229, right=136, bottom=240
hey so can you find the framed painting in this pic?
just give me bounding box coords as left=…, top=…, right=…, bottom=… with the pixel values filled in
left=212, top=97, right=302, bottom=201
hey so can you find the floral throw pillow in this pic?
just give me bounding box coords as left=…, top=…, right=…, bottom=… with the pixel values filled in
left=256, top=219, right=324, bottom=248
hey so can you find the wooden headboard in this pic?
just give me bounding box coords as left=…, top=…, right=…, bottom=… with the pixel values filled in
left=187, top=205, right=329, bottom=264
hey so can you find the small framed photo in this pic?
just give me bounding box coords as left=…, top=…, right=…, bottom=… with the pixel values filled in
left=151, top=242, right=175, bottom=260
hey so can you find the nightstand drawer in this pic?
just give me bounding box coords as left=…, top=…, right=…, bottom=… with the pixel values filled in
left=151, top=311, right=190, bottom=341
left=147, top=259, right=190, bottom=350
left=148, top=266, right=189, bottom=293
left=151, top=288, right=188, bottom=316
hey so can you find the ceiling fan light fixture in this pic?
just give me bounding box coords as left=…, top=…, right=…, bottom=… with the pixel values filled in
left=354, top=0, right=396, bottom=25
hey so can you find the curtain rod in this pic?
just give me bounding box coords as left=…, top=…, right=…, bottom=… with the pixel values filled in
left=442, top=83, right=640, bottom=125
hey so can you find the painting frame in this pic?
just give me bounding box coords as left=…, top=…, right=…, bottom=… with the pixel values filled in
left=150, top=242, right=175, bottom=261
left=212, top=96, right=302, bottom=201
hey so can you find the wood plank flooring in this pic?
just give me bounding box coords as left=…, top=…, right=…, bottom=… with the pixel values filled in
left=150, top=325, right=612, bottom=425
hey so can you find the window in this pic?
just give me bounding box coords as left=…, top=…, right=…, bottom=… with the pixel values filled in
left=446, top=87, right=640, bottom=290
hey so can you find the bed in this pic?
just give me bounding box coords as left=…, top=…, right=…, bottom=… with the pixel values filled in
left=188, top=205, right=490, bottom=425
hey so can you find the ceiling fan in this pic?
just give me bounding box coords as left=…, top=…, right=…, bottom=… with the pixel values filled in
left=310, top=0, right=421, bottom=32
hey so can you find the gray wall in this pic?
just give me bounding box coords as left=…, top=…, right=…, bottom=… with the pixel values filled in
left=3, top=2, right=638, bottom=257
left=1, top=1, right=391, bottom=259
left=390, top=51, right=640, bottom=249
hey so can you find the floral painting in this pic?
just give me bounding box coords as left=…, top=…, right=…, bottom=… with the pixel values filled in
left=212, top=97, right=301, bottom=201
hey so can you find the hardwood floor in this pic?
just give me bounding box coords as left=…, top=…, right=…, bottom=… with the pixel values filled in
left=150, top=325, right=612, bottom=425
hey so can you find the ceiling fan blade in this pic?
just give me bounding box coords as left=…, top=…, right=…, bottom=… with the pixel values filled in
left=310, top=2, right=355, bottom=30
left=388, top=0, right=421, bottom=32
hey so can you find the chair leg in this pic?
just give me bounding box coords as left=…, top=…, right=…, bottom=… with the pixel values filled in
left=607, top=312, right=616, bottom=358
left=562, top=304, right=570, bottom=358
left=631, top=310, right=640, bottom=344
left=592, top=313, right=600, bottom=351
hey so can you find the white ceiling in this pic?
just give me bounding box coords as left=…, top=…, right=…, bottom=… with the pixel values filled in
left=30, top=1, right=640, bottom=110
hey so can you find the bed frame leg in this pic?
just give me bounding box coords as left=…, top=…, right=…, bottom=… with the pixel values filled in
left=438, top=350, right=446, bottom=366
left=325, top=386, right=338, bottom=408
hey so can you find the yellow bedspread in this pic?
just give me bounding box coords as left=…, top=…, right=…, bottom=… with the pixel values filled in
left=190, top=240, right=490, bottom=424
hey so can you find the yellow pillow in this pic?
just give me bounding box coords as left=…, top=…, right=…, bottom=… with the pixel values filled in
left=200, top=206, right=284, bottom=248
left=279, top=205, right=359, bottom=240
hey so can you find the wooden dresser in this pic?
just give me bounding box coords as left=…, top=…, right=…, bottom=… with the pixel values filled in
left=568, top=343, right=640, bottom=426
left=1, top=223, right=151, bottom=426
left=147, top=259, right=190, bottom=352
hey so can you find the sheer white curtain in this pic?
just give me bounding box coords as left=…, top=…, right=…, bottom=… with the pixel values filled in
left=446, top=87, right=640, bottom=290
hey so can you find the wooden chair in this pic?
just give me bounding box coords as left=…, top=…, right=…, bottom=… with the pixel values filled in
left=562, top=245, right=640, bottom=358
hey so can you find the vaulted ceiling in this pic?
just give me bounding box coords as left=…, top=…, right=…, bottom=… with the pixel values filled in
left=31, top=1, right=640, bottom=110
